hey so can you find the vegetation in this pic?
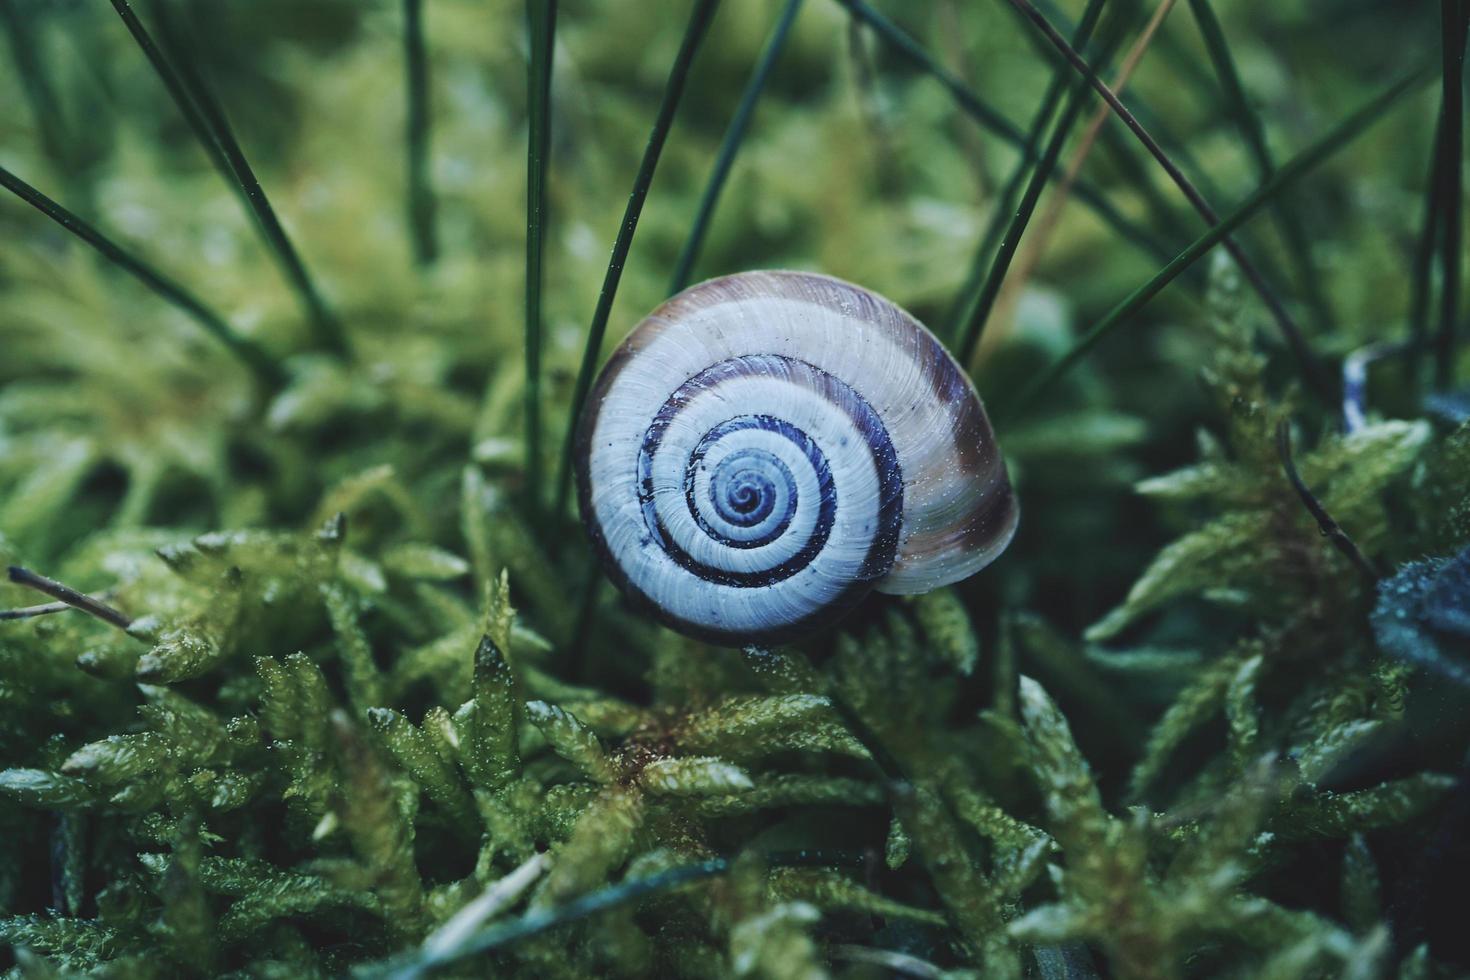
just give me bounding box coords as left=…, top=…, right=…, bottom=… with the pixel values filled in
left=0, top=0, right=1467, bottom=976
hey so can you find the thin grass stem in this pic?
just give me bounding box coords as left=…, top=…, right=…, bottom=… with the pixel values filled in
left=0, top=0, right=71, bottom=177
left=1003, top=1, right=1198, bottom=252
left=368, top=860, right=730, bottom=979
left=0, top=162, right=283, bottom=386
left=1006, top=0, right=1330, bottom=403
left=552, top=0, right=722, bottom=519
left=942, top=0, right=1108, bottom=342
left=111, top=0, right=347, bottom=355
left=1408, top=109, right=1446, bottom=385
left=1187, top=0, right=1335, bottom=335
left=405, top=0, right=438, bottom=266
left=834, top=0, right=1172, bottom=264
left=1436, top=0, right=1466, bottom=387
left=523, top=0, right=557, bottom=520
left=1004, top=67, right=1427, bottom=419
left=1275, top=423, right=1380, bottom=583
left=954, top=2, right=1116, bottom=365
left=669, top=0, right=803, bottom=295
left=984, top=0, right=1182, bottom=364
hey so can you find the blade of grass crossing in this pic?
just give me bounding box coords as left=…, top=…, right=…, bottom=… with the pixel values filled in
left=833, top=0, right=1172, bottom=264
left=1188, top=0, right=1336, bottom=334
left=952, top=0, right=1114, bottom=363
left=1004, top=68, right=1429, bottom=420
left=1001, top=0, right=1199, bottom=254
left=669, top=0, right=803, bottom=295
left=368, top=860, right=730, bottom=979
left=0, top=163, right=283, bottom=388
left=524, top=0, right=557, bottom=520
left=1006, top=0, right=1330, bottom=402
left=112, top=0, right=347, bottom=355
left=405, top=0, right=438, bottom=266
left=0, top=0, right=72, bottom=178
left=1436, top=0, right=1467, bottom=387
left=1408, top=109, right=1446, bottom=384
left=941, top=0, right=1108, bottom=339
left=553, top=0, right=723, bottom=519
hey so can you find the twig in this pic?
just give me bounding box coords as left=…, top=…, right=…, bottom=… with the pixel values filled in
left=0, top=595, right=115, bottom=622
left=6, top=567, right=132, bottom=630
left=1006, top=0, right=1331, bottom=403
left=1274, top=423, right=1380, bottom=584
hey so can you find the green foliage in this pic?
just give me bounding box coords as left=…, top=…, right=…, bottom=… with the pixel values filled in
left=1, top=0, right=1466, bottom=977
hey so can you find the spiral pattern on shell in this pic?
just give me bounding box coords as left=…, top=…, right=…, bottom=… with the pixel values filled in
left=575, top=270, right=1018, bottom=645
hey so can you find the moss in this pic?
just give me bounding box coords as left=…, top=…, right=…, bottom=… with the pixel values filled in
left=2, top=0, right=1469, bottom=976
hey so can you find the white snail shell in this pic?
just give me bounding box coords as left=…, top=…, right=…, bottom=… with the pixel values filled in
left=575, top=270, right=1018, bottom=645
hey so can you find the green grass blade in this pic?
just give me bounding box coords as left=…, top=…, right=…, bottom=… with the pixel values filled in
left=1408, top=108, right=1445, bottom=383
left=405, top=0, right=438, bottom=266
left=950, top=0, right=1112, bottom=362
left=0, top=0, right=71, bottom=176
left=367, top=860, right=730, bottom=979
left=111, top=0, right=347, bottom=355
left=1007, top=0, right=1329, bottom=402
left=1188, top=0, right=1336, bottom=335
left=0, top=163, right=283, bottom=388
left=524, top=0, right=557, bottom=519
left=834, top=0, right=1171, bottom=264
left=668, top=0, right=803, bottom=296
left=1006, top=1, right=1199, bottom=252
left=552, top=0, right=722, bottom=518
left=1003, top=67, right=1429, bottom=421
left=1436, top=0, right=1466, bottom=387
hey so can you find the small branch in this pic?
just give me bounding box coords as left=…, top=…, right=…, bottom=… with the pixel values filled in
left=0, top=591, right=118, bottom=622
left=1274, top=423, right=1380, bottom=584
left=6, top=567, right=133, bottom=629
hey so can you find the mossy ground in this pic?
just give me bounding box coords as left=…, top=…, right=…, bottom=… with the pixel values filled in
left=1, top=0, right=1469, bottom=977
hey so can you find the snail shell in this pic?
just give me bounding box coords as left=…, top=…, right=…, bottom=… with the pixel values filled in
left=575, top=270, right=1018, bottom=645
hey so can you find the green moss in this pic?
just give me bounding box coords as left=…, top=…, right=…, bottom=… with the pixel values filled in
left=2, top=0, right=1469, bottom=976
